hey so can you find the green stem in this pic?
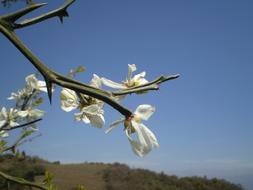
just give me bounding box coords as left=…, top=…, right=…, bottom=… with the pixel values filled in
left=0, top=171, right=48, bottom=190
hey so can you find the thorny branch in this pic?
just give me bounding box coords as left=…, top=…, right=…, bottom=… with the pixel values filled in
left=0, top=0, right=178, bottom=118
left=0, top=1, right=179, bottom=188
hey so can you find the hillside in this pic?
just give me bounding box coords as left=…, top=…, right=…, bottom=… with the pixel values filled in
left=0, top=154, right=244, bottom=190
left=44, top=162, right=244, bottom=190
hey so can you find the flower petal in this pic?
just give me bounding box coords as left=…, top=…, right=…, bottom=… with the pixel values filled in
left=0, top=131, right=8, bottom=138
left=134, top=104, right=155, bottom=120
left=132, top=71, right=146, bottom=81
left=25, top=74, right=37, bottom=87
left=101, top=78, right=127, bottom=89
left=37, top=81, right=48, bottom=92
left=90, top=74, right=102, bottom=88
left=60, top=88, right=79, bottom=112
left=9, top=120, right=19, bottom=127
left=0, top=120, right=6, bottom=128
left=137, top=78, right=148, bottom=85
left=74, top=112, right=90, bottom=124
left=106, top=118, right=125, bottom=133
left=131, top=121, right=148, bottom=147
left=1, top=107, right=7, bottom=118
left=127, top=137, right=145, bottom=157
left=89, top=114, right=105, bottom=128
left=78, top=104, right=105, bottom=128
left=139, top=123, right=159, bottom=149
left=18, top=110, right=28, bottom=117
left=30, top=109, right=45, bottom=119
left=82, top=104, right=103, bottom=115
left=128, top=64, right=137, bottom=82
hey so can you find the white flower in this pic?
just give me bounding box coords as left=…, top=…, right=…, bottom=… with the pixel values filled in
left=60, top=74, right=105, bottom=128
left=0, top=107, right=24, bottom=128
left=19, top=107, right=44, bottom=120
left=90, top=74, right=102, bottom=88
left=8, top=86, right=32, bottom=101
left=0, top=130, right=8, bottom=138
left=60, top=88, right=79, bottom=112
left=74, top=104, right=105, bottom=128
left=26, top=74, right=48, bottom=92
left=106, top=104, right=159, bottom=157
left=101, top=64, right=148, bottom=89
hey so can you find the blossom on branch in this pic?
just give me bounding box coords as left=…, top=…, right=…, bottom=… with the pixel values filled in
left=101, top=64, right=148, bottom=89
left=19, top=107, right=44, bottom=121
left=0, top=107, right=25, bottom=128
left=106, top=104, right=159, bottom=157
left=74, top=103, right=105, bottom=128
left=0, top=130, right=8, bottom=138
left=25, top=74, right=48, bottom=92
left=60, top=74, right=105, bottom=128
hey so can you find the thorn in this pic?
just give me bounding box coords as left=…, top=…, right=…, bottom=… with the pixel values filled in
left=58, top=10, right=69, bottom=24
left=45, top=79, right=53, bottom=104
left=59, top=16, right=64, bottom=24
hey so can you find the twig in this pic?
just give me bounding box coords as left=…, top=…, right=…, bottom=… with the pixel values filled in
left=4, top=118, right=42, bottom=131
left=0, top=171, right=48, bottom=190
left=14, top=0, right=76, bottom=29
left=0, top=0, right=179, bottom=118
left=112, top=74, right=180, bottom=96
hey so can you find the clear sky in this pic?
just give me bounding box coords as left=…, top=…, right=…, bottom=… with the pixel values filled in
left=1, top=0, right=253, bottom=189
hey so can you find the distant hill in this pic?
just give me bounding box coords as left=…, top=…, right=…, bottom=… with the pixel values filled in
left=0, top=154, right=245, bottom=190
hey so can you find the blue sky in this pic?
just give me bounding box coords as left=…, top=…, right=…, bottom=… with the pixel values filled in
left=1, top=0, right=253, bottom=189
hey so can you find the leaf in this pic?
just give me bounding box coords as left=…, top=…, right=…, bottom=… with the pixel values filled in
left=76, top=66, right=85, bottom=73
left=68, top=66, right=85, bottom=78
left=32, top=97, right=43, bottom=107
left=43, top=171, right=54, bottom=185
left=21, top=129, right=35, bottom=139
left=0, top=140, right=7, bottom=153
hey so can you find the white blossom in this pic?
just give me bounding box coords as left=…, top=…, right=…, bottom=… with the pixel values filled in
left=74, top=104, right=105, bottom=128
left=25, top=74, right=48, bottom=92
left=8, top=86, right=32, bottom=101
left=90, top=74, right=102, bottom=88
left=101, top=64, right=148, bottom=89
left=60, top=74, right=105, bottom=128
left=19, top=107, right=44, bottom=120
left=0, top=130, right=8, bottom=138
left=60, top=88, right=79, bottom=112
left=106, top=104, right=159, bottom=157
left=0, top=107, right=25, bottom=128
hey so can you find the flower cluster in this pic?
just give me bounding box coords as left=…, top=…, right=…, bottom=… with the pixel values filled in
left=60, top=74, right=105, bottom=128
left=60, top=64, right=159, bottom=157
left=1, top=65, right=161, bottom=157
left=0, top=74, right=47, bottom=140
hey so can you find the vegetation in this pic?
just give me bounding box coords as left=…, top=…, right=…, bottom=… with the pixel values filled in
left=102, top=163, right=244, bottom=190
left=0, top=153, right=47, bottom=190
left=1, top=0, right=33, bottom=7
left=0, top=155, right=244, bottom=190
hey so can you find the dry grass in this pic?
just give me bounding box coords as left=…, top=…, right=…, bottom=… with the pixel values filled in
left=40, top=163, right=108, bottom=190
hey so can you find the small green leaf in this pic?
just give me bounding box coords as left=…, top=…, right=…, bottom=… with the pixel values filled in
left=21, top=129, right=35, bottom=139
left=43, top=171, right=54, bottom=185
left=0, top=140, right=7, bottom=153
left=76, top=66, right=85, bottom=73
left=68, top=66, right=85, bottom=78
left=32, top=97, right=43, bottom=107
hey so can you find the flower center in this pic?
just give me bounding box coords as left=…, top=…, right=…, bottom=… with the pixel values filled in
left=133, top=115, right=142, bottom=124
